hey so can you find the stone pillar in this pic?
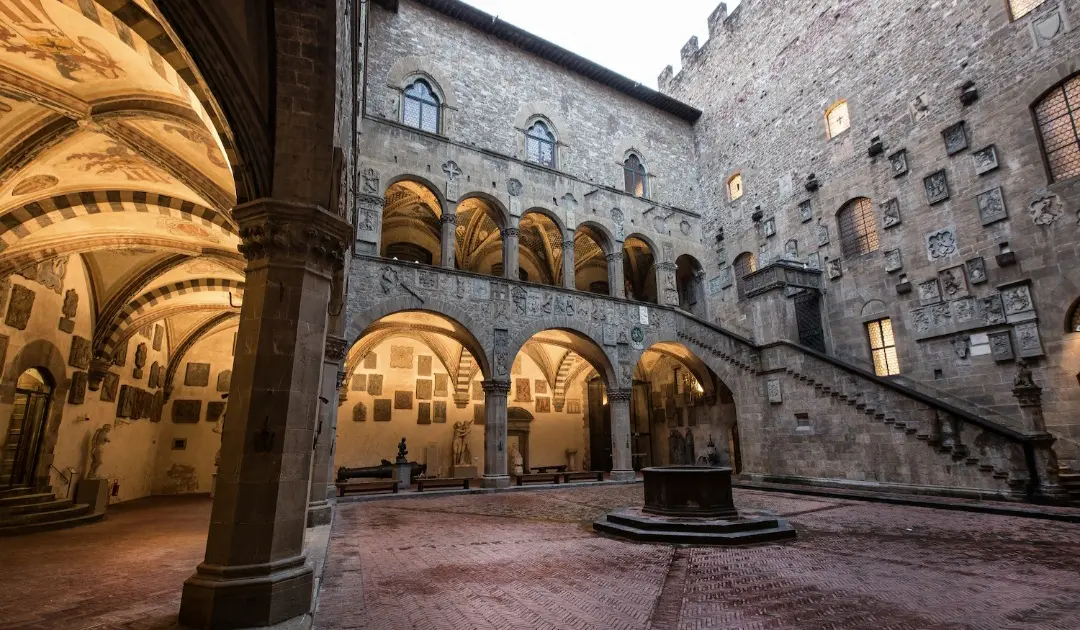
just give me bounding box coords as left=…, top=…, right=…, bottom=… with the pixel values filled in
left=692, top=269, right=708, bottom=318
left=607, top=252, right=625, bottom=299
left=657, top=261, right=679, bottom=307
left=608, top=388, right=635, bottom=481
left=561, top=237, right=576, bottom=290
left=355, top=193, right=384, bottom=255
left=502, top=227, right=520, bottom=280
left=440, top=213, right=457, bottom=269
left=1011, top=362, right=1066, bottom=498
left=307, top=334, right=347, bottom=527
left=179, top=200, right=351, bottom=630
left=482, top=380, right=511, bottom=488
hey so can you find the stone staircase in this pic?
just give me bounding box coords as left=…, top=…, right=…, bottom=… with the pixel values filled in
left=0, top=485, right=103, bottom=536
left=675, top=313, right=1063, bottom=501
left=1060, top=467, right=1080, bottom=502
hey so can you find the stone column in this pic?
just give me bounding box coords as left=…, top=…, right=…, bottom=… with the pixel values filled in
left=561, top=237, right=576, bottom=290
left=657, top=261, right=679, bottom=307
left=692, top=269, right=708, bottom=317
left=440, top=213, right=457, bottom=269
left=354, top=193, right=384, bottom=256
left=482, top=380, right=511, bottom=488
left=502, top=227, right=520, bottom=281
left=1011, top=362, right=1066, bottom=498
left=608, top=388, right=635, bottom=481
left=307, top=334, right=347, bottom=527
left=607, top=252, right=625, bottom=299
left=179, top=200, right=351, bottom=629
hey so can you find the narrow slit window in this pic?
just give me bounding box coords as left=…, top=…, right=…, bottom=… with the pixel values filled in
left=867, top=318, right=900, bottom=377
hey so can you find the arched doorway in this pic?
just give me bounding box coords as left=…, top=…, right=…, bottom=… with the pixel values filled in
left=2, top=368, right=53, bottom=488
left=632, top=343, right=740, bottom=472
left=623, top=235, right=658, bottom=303
left=676, top=254, right=706, bottom=318
left=381, top=181, right=444, bottom=265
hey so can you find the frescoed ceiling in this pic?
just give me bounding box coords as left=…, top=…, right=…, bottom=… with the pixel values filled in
left=0, top=0, right=244, bottom=361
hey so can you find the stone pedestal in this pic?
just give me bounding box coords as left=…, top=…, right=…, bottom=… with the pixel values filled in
left=178, top=200, right=350, bottom=630
left=76, top=478, right=109, bottom=515
left=450, top=465, right=477, bottom=479
left=393, top=462, right=412, bottom=489
left=482, top=380, right=511, bottom=488
left=608, top=389, right=635, bottom=482
left=565, top=448, right=578, bottom=472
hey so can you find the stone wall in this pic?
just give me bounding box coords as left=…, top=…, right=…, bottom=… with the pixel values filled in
left=664, top=0, right=1080, bottom=464
left=364, top=0, right=700, bottom=211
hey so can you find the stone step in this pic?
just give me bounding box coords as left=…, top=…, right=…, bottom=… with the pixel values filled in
left=605, top=511, right=781, bottom=534
left=0, top=503, right=90, bottom=526
left=593, top=516, right=796, bottom=546
left=0, top=492, right=54, bottom=508
left=0, top=498, right=74, bottom=517
left=0, top=485, right=33, bottom=499
left=0, top=511, right=104, bottom=537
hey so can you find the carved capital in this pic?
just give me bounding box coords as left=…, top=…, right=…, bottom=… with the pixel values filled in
left=605, top=252, right=623, bottom=263
left=482, top=380, right=512, bottom=395
left=439, top=214, right=458, bottom=227
left=87, top=357, right=112, bottom=391
left=234, top=199, right=352, bottom=272
left=325, top=334, right=349, bottom=362
left=1012, top=385, right=1043, bottom=408
left=656, top=261, right=677, bottom=272
left=356, top=193, right=385, bottom=211
left=561, top=240, right=575, bottom=251
left=607, top=388, right=633, bottom=403
left=502, top=227, right=520, bottom=238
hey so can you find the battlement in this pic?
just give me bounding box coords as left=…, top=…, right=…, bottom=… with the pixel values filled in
left=656, top=0, right=746, bottom=94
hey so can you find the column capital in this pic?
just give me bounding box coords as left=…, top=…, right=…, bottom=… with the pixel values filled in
left=235, top=199, right=352, bottom=273
left=606, top=252, right=623, bottom=263
left=482, top=380, right=512, bottom=395
left=502, top=227, right=520, bottom=238
left=562, top=239, right=575, bottom=250
left=439, top=213, right=458, bottom=226
left=324, top=334, right=349, bottom=362
left=607, top=388, right=633, bottom=403
left=356, top=193, right=385, bottom=209
left=656, top=261, right=677, bottom=272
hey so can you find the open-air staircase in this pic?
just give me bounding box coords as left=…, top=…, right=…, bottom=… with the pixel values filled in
left=0, top=485, right=102, bottom=536
left=1060, top=467, right=1080, bottom=503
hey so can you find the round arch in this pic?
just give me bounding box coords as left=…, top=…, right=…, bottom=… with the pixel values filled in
left=575, top=220, right=616, bottom=255
left=675, top=253, right=707, bottom=318
left=381, top=173, right=448, bottom=215
left=0, top=340, right=70, bottom=491
left=344, top=299, right=492, bottom=378
left=623, top=233, right=659, bottom=304
left=458, top=191, right=511, bottom=231
left=505, top=323, right=619, bottom=390
left=521, top=207, right=567, bottom=234
left=1066, top=295, right=1080, bottom=334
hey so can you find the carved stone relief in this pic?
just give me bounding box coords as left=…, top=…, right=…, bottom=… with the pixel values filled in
left=767, top=379, right=782, bottom=404
left=172, top=400, right=202, bottom=424
left=882, top=198, right=901, bottom=229
left=763, top=217, right=776, bottom=237
left=889, top=149, right=908, bottom=177
left=434, top=401, right=447, bottom=423
left=417, top=402, right=431, bottom=425
left=1031, top=7, right=1070, bottom=48
left=59, top=289, right=78, bottom=333
left=951, top=335, right=970, bottom=359
left=16, top=256, right=67, bottom=294
left=1029, top=189, right=1064, bottom=226
left=5, top=285, right=35, bottom=330
left=942, top=121, right=969, bottom=155
left=184, top=362, right=210, bottom=387
left=515, top=377, right=532, bottom=402
left=364, top=353, right=378, bottom=369
left=972, top=145, right=999, bottom=175
left=216, top=370, right=231, bottom=392
left=394, top=391, right=413, bottom=410
left=1014, top=321, right=1044, bottom=357
left=924, top=170, right=950, bottom=205
left=352, top=373, right=367, bottom=392
left=416, top=379, right=433, bottom=400
left=474, top=403, right=485, bottom=425
left=133, top=343, right=147, bottom=379
left=918, top=279, right=942, bottom=305
left=976, top=187, right=1008, bottom=226
left=69, top=335, right=92, bottom=370
left=374, top=399, right=392, bottom=422
left=148, top=361, right=160, bottom=389
left=434, top=373, right=448, bottom=397
left=1001, top=283, right=1034, bottom=321
left=207, top=402, right=226, bottom=424
left=817, top=219, right=830, bottom=246
left=884, top=249, right=902, bottom=273
left=938, top=266, right=968, bottom=300
left=925, top=227, right=957, bottom=260
left=101, top=372, right=119, bottom=403
left=152, top=325, right=164, bottom=351
left=977, top=295, right=1006, bottom=326
left=798, top=199, right=813, bottom=223
left=417, top=355, right=432, bottom=377
left=954, top=297, right=976, bottom=324
left=965, top=257, right=987, bottom=284
left=827, top=258, right=842, bottom=280
left=390, top=346, right=414, bottom=369
left=68, top=371, right=88, bottom=405
left=989, top=331, right=1014, bottom=362
left=368, top=374, right=384, bottom=396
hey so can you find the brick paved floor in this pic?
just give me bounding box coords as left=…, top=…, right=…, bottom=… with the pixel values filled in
left=2, top=488, right=1079, bottom=629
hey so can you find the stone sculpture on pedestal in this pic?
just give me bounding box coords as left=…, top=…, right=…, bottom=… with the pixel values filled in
left=87, top=425, right=111, bottom=479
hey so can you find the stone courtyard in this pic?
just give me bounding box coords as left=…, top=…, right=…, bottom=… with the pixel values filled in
left=3, top=486, right=1079, bottom=629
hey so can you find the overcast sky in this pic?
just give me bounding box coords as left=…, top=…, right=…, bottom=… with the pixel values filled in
left=458, top=0, right=739, bottom=88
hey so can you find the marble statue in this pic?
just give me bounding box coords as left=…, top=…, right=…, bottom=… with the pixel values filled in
left=453, top=420, right=473, bottom=466
left=510, top=443, right=524, bottom=475
left=87, top=424, right=112, bottom=479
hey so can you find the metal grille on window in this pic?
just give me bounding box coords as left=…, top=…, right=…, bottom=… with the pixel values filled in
left=733, top=252, right=757, bottom=300
left=624, top=154, right=646, bottom=197
left=1034, top=74, right=1080, bottom=183
left=403, top=80, right=439, bottom=134
left=1008, top=0, right=1047, bottom=20
left=837, top=197, right=879, bottom=258
left=526, top=121, right=556, bottom=168
left=867, top=318, right=900, bottom=377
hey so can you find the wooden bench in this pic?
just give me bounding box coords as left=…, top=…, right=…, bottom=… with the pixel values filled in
left=514, top=473, right=562, bottom=486
left=562, top=471, right=605, bottom=484
left=416, top=477, right=471, bottom=492
left=335, top=480, right=398, bottom=497
left=531, top=465, right=568, bottom=473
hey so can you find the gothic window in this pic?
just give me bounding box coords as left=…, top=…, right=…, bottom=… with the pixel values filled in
left=403, top=79, right=440, bottom=134
left=727, top=173, right=743, bottom=201
left=1008, top=0, right=1046, bottom=20
left=526, top=120, right=557, bottom=168
left=623, top=154, right=647, bottom=197
left=1034, top=73, right=1080, bottom=182
left=837, top=197, right=879, bottom=258
left=733, top=251, right=757, bottom=300
left=826, top=100, right=850, bottom=139
left=866, top=318, right=900, bottom=377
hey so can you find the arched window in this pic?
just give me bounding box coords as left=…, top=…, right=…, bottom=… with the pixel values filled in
left=727, top=173, right=743, bottom=201
left=837, top=197, right=879, bottom=258
left=1034, top=73, right=1080, bottom=183
left=733, top=252, right=757, bottom=300
left=826, top=100, right=850, bottom=139
left=1069, top=299, right=1080, bottom=333
left=623, top=154, right=647, bottom=197
left=403, top=79, right=440, bottom=134
left=1008, top=0, right=1046, bottom=20
left=526, top=120, right=556, bottom=168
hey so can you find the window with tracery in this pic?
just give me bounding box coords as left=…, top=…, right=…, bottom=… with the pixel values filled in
left=403, top=79, right=440, bottom=134
left=826, top=100, right=850, bottom=139
left=733, top=252, right=757, bottom=300
left=867, top=318, right=900, bottom=376
left=1034, top=73, right=1080, bottom=182
left=1008, top=0, right=1046, bottom=20
left=624, top=154, right=647, bottom=197
left=526, top=120, right=556, bottom=168
left=727, top=173, right=743, bottom=201
left=837, top=197, right=879, bottom=258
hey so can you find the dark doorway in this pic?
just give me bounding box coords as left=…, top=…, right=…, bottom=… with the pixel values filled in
left=630, top=381, right=654, bottom=470
left=795, top=291, right=827, bottom=353
left=4, top=368, right=53, bottom=487
left=586, top=377, right=611, bottom=472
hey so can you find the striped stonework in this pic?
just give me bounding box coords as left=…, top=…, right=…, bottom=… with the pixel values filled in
left=0, top=190, right=236, bottom=252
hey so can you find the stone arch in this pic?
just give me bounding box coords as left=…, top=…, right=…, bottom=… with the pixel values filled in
left=521, top=206, right=567, bottom=235
left=386, top=55, right=461, bottom=110
left=459, top=191, right=511, bottom=231
left=381, top=178, right=446, bottom=266
left=0, top=339, right=70, bottom=490
left=575, top=220, right=616, bottom=254
left=504, top=322, right=618, bottom=390
left=623, top=232, right=659, bottom=304
left=381, top=173, right=448, bottom=215
left=344, top=297, right=491, bottom=378
left=675, top=253, right=707, bottom=318
left=613, top=136, right=650, bottom=166
left=636, top=341, right=718, bottom=402
left=861, top=299, right=888, bottom=319
left=1066, top=295, right=1080, bottom=334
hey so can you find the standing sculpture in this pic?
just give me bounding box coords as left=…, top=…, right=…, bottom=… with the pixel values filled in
left=453, top=420, right=473, bottom=466
left=396, top=437, right=408, bottom=464
left=668, top=428, right=685, bottom=465
left=509, top=443, right=524, bottom=475
left=683, top=428, right=696, bottom=465
left=212, top=396, right=227, bottom=467
left=87, top=424, right=112, bottom=479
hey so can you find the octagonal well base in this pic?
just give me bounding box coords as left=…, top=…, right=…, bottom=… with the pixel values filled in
left=593, top=506, right=796, bottom=546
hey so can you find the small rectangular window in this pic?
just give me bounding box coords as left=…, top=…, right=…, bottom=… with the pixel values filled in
left=866, top=318, right=900, bottom=376
left=1008, top=0, right=1046, bottom=20
left=727, top=174, right=743, bottom=201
